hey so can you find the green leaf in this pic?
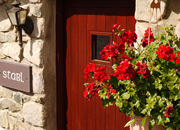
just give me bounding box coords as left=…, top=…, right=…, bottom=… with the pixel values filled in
left=112, top=64, right=117, bottom=70
left=124, top=119, right=137, bottom=127
left=141, top=117, right=147, bottom=127
left=122, top=92, right=130, bottom=99
left=131, top=111, right=134, bottom=118
left=84, top=83, right=89, bottom=86
left=148, top=119, right=155, bottom=130
left=115, top=98, right=123, bottom=108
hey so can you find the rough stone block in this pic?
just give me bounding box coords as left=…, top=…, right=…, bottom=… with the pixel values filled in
left=0, top=86, right=13, bottom=98
left=29, top=0, right=41, bottom=3
left=30, top=17, right=47, bottom=38
left=0, top=98, right=21, bottom=112
left=23, top=102, right=47, bottom=127
left=30, top=3, right=43, bottom=18
left=0, top=110, right=8, bottom=129
left=0, top=126, right=5, bottom=130
left=13, top=92, right=23, bottom=105
left=32, top=67, right=44, bottom=94
left=0, top=32, right=16, bottom=43
left=31, top=94, right=45, bottom=104
left=8, top=115, right=17, bottom=130
left=23, top=39, right=44, bottom=67
left=135, top=0, right=167, bottom=23
left=16, top=121, right=28, bottom=130
left=0, top=19, right=12, bottom=32
left=25, top=123, right=45, bottom=130
left=1, top=42, right=23, bottom=62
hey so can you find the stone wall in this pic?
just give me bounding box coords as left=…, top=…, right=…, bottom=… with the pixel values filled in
left=0, top=0, right=56, bottom=130
left=135, top=0, right=180, bottom=43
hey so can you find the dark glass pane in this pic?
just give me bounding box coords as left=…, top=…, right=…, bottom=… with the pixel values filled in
left=92, top=35, right=110, bottom=60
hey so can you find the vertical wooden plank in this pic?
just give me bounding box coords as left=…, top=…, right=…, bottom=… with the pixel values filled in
left=96, top=8, right=106, bottom=130
left=77, top=8, right=87, bottom=130
left=105, top=8, right=116, bottom=130
left=115, top=7, right=127, bottom=130
left=86, top=8, right=97, bottom=130
left=70, top=7, right=79, bottom=130
left=126, top=7, right=136, bottom=32
left=116, top=8, right=127, bottom=42
left=66, top=5, right=72, bottom=130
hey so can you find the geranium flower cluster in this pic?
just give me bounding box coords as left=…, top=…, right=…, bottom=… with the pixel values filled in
left=100, top=41, right=125, bottom=60
left=113, top=60, right=136, bottom=80
left=83, top=82, right=99, bottom=101
left=135, top=62, right=150, bottom=78
left=83, top=24, right=180, bottom=130
left=156, top=45, right=176, bottom=62
left=141, top=27, right=154, bottom=47
left=120, top=30, right=137, bottom=46
left=164, top=106, right=173, bottom=117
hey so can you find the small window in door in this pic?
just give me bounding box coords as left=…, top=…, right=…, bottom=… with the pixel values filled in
left=92, top=35, right=110, bottom=60
left=90, top=32, right=113, bottom=65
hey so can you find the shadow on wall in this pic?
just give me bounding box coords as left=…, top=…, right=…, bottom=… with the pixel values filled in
left=0, top=0, right=14, bottom=22
left=164, top=0, right=180, bottom=20
left=0, top=0, right=30, bottom=23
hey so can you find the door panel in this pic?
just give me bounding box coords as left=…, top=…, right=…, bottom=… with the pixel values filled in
left=64, top=1, right=136, bottom=130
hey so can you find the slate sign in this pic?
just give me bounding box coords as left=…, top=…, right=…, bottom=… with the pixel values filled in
left=0, top=61, right=32, bottom=93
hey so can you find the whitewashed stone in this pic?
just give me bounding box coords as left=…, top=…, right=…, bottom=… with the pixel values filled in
left=23, top=39, right=44, bottom=67
left=0, top=110, right=8, bottom=129
left=31, top=94, right=45, bottom=104
left=0, top=54, right=6, bottom=59
left=0, top=32, right=16, bottom=42
left=22, top=95, right=31, bottom=103
left=0, top=86, right=13, bottom=98
left=25, top=123, right=45, bottom=130
left=30, top=3, right=43, bottom=17
left=175, top=24, right=180, bottom=38
left=1, top=42, right=23, bottom=62
left=23, top=102, right=47, bottom=127
left=29, top=0, right=41, bottom=3
left=0, top=19, right=12, bottom=32
left=8, top=115, right=17, bottom=130
left=30, top=17, right=47, bottom=38
left=32, top=67, right=44, bottom=93
left=8, top=111, right=24, bottom=122
left=0, top=126, right=5, bottom=130
left=16, top=121, right=28, bottom=130
left=0, top=98, right=21, bottom=112
left=135, top=0, right=167, bottom=23
left=20, top=2, right=29, bottom=8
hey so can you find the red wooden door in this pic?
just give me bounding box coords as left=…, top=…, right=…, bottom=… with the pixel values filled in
left=57, top=0, right=136, bottom=130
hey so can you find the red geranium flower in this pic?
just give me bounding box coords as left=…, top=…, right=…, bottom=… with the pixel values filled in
left=141, top=28, right=154, bottom=47
left=83, top=63, right=96, bottom=79
left=135, top=62, right=150, bottom=78
left=94, top=67, right=107, bottom=83
left=83, top=82, right=100, bottom=100
left=120, top=30, right=137, bottom=46
left=164, top=106, right=173, bottom=117
left=113, top=60, right=136, bottom=80
left=156, top=45, right=176, bottom=62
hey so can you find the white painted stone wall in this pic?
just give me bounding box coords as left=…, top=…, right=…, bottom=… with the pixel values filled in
left=135, top=0, right=180, bottom=44
left=0, top=0, right=56, bottom=130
